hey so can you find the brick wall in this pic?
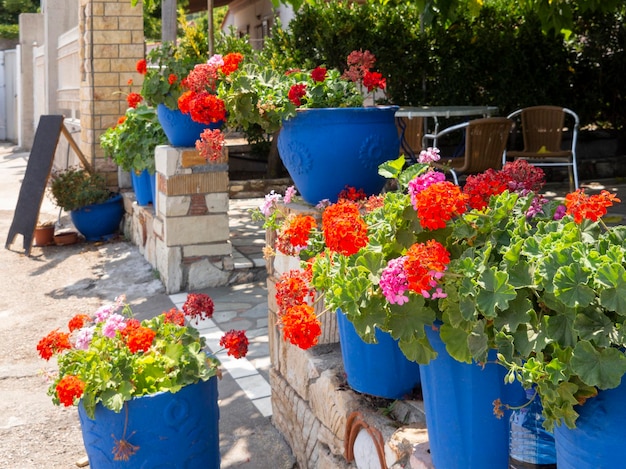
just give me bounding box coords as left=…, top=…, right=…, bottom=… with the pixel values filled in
left=79, top=0, right=144, bottom=186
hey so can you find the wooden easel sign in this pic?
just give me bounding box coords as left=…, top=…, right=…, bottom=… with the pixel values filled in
left=5, top=115, right=91, bottom=256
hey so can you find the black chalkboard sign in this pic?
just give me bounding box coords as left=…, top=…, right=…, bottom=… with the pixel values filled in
left=5, top=115, right=64, bottom=255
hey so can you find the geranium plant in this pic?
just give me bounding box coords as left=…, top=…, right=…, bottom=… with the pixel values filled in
left=136, top=41, right=205, bottom=110
left=100, top=103, right=168, bottom=174
left=185, top=49, right=388, bottom=161
left=37, top=293, right=248, bottom=420
left=261, top=149, right=625, bottom=431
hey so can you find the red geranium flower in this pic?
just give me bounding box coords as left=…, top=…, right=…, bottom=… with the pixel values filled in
left=126, top=92, right=142, bottom=109
left=310, top=66, right=327, bottom=82
left=219, top=329, right=249, bottom=358
left=182, top=293, right=215, bottom=323
left=288, top=84, right=307, bottom=106
left=163, top=308, right=185, bottom=326
left=136, top=59, right=147, bottom=75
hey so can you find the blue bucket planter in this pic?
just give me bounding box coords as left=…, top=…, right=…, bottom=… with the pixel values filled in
left=157, top=104, right=221, bottom=147
left=130, top=170, right=153, bottom=206
left=70, top=194, right=124, bottom=241
left=420, top=324, right=525, bottom=469
left=78, top=377, right=220, bottom=469
left=336, top=310, right=421, bottom=399
left=554, top=377, right=626, bottom=469
left=277, top=106, right=401, bottom=205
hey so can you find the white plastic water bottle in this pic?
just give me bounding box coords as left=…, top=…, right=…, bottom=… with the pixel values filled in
left=509, top=387, right=557, bottom=469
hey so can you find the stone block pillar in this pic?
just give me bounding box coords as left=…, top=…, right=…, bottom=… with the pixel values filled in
left=152, top=145, right=233, bottom=293
left=78, top=0, right=144, bottom=185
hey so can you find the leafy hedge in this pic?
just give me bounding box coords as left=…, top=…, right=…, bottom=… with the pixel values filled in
left=0, top=24, right=19, bottom=40
left=264, top=1, right=626, bottom=130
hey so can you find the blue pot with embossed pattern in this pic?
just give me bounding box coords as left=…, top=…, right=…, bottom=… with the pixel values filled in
left=78, top=377, right=219, bottom=468
left=277, top=106, right=400, bottom=205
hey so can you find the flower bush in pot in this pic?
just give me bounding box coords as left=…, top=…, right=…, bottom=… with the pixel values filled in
left=100, top=103, right=168, bottom=176
left=49, top=166, right=124, bottom=241
left=37, top=292, right=248, bottom=467
left=259, top=150, right=625, bottom=466
left=216, top=50, right=398, bottom=204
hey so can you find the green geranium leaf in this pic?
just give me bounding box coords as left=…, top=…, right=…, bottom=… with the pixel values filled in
left=553, top=264, right=595, bottom=308
left=476, top=268, right=516, bottom=317
left=570, top=341, right=626, bottom=389
left=546, top=313, right=577, bottom=348
left=440, top=323, right=471, bottom=363
left=493, top=294, right=533, bottom=332
left=575, top=307, right=615, bottom=347
left=398, top=335, right=438, bottom=364
left=596, top=263, right=626, bottom=313
left=388, top=301, right=435, bottom=342
left=378, top=156, right=406, bottom=179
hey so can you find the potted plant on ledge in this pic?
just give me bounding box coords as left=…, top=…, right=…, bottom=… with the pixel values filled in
left=37, top=292, right=249, bottom=468
left=260, top=150, right=625, bottom=468
left=190, top=49, right=400, bottom=204
left=100, top=103, right=168, bottom=206
left=49, top=166, right=124, bottom=241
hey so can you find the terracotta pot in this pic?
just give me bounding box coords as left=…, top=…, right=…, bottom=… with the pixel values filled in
left=53, top=231, right=79, bottom=246
left=34, top=225, right=55, bottom=246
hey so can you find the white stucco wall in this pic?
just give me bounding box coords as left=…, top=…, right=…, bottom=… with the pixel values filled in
left=222, top=0, right=294, bottom=49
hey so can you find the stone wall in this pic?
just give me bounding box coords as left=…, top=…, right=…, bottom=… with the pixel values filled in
left=123, top=145, right=235, bottom=294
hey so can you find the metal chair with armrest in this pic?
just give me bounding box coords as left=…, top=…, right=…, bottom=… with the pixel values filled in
left=422, top=117, right=514, bottom=185
left=504, top=106, right=579, bottom=190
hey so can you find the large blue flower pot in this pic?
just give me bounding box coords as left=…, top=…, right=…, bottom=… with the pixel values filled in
left=78, top=377, right=220, bottom=469
left=130, top=170, right=153, bottom=206
left=336, top=310, right=421, bottom=399
left=70, top=194, right=124, bottom=241
left=420, top=324, right=525, bottom=469
left=157, top=104, right=219, bottom=147
left=277, top=106, right=401, bottom=205
left=554, top=376, right=626, bottom=469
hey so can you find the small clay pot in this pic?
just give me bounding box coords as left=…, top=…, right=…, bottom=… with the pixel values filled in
left=53, top=231, right=79, bottom=246
left=34, top=224, right=55, bottom=247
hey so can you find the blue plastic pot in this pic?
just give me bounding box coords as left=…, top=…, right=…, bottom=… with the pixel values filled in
left=149, top=171, right=157, bottom=205
left=554, top=377, right=626, bottom=469
left=336, top=310, right=421, bottom=399
left=277, top=106, right=401, bottom=205
left=420, top=323, right=525, bottom=469
left=130, top=170, right=153, bottom=206
left=78, top=377, right=220, bottom=469
left=70, top=194, right=124, bottom=241
left=157, top=104, right=221, bottom=147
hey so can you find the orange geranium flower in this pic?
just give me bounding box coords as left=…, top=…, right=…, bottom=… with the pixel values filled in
left=564, top=189, right=621, bottom=223
left=68, top=314, right=90, bottom=332
left=413, top=181, right=469, bottom=230
left=125, top=326, right=156, bottom=353
left=276, top=269, right=314, bottom=314
left=276, top=214, right=317, bottom=256
left=322, top=200, right=368, bottom=256
left=404, top=240, right=451, bottom=295
left=279, top=304, right=322, bottom=350
left=37, top=329, right=72, bottom=360
left=56, top=375, right=86, bottom=407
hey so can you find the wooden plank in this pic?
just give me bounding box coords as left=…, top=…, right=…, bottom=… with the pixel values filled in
left=60, top=124, right=93, bottom=173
